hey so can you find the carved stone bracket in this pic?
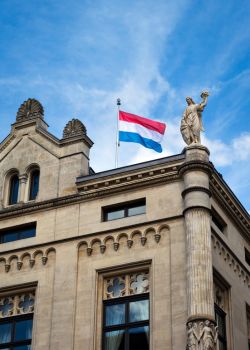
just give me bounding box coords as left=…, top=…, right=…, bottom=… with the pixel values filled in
left=78, top=224, right=169, bottom=257
left=0, top=247, right=56, bottom=273
left=186, top=319, right=218, bottom=350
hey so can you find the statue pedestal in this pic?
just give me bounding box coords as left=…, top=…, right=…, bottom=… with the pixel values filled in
left=179, top=145, right=217, bottom=349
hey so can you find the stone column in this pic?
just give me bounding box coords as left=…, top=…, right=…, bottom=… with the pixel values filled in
left=179, top=145, right=218, bottom=350
left=19, top=174, right=28, bottom=203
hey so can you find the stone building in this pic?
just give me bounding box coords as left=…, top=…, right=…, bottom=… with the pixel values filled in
left=0, top=98, right=249, bottom=350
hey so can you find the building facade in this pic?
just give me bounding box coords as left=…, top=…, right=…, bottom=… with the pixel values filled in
left=0, top=98, right=249, bottom=350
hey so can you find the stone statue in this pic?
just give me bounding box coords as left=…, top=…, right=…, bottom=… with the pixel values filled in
left=180, top=91, right=209, bottom=145
left=200, top=320, right=218, bottom=350
left=186, top=320, right=218, bottom=350
left=186, top=322, right=199, bottom=350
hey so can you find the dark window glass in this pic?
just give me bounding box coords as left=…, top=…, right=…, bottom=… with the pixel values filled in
left=0, top=315, right=33, bottom=350
left=103, top=294, right=149, bottom=350
left=245, top=248, right=250, bottom=266
left=211, top=209, right=226, bottom=233
left=29, top=170, right=39, bottom=200
left=0, top=224, right=36, bottom=244
left=105, top=304, right=125, bottom=326
left=215, top=304, right=227, bottom=350
left=128, top=326, right=149, bottom=349
left=14, top=319, right=33, bottom=341
left=103, top=200, right=146, bottom=221
left=9, top=175, right=19, bottom=205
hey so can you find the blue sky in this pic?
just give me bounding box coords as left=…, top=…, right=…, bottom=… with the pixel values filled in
left=0, top=0, right=250, bottom=211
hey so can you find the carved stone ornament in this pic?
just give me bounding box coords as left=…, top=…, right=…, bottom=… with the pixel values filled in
left=63, top=118, right=86, bottom=139
left=180, top=91, right=209, bottom=145
left=103, top=271, right=149, bottom=300
left=0, top=291, right=35, bottom=318
left=186, top=320, right=218, bottom=350
left=16, top=98, right=44, bottom=121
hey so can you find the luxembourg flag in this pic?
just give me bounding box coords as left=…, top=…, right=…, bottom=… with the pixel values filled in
left=119, top=111, right=166, bottom=153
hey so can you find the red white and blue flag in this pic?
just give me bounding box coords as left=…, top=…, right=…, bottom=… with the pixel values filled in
left=119, top=111, right=166, bottom=153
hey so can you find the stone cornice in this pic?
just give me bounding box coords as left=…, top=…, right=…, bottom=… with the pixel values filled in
left=212, top=230, right=250, bottom=288
left=210, top=171, right=250, bottom=242
left=0, top=162, right=181, bottom=220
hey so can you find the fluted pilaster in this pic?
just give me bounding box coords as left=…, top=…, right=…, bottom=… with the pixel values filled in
left=180, top=145, right=217, bottom=350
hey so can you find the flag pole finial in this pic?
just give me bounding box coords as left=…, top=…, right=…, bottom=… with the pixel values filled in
left=117, top=98, right=121, bottom=106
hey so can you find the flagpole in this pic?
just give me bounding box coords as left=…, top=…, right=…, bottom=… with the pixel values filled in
left=115, top=98, right=121, bottom=168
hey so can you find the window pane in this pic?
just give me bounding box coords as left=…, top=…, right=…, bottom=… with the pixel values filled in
left=9, top=175, right=19, bottom=204
left=105, top=304, right=125, bottom=326
left=129, top=300, right=149, bottom=322
left=29, top=171, right=39, bottom=200
left=106, top=209, right=125, bottom=221
left=0, top=323, right=12, bottom=344
left=128, top=204, right=145, bottom=217
left=15, top=319, right=33, bottom=340
left=104, top=330, right=125, bottom=350
left=19, top=227, right=36, bottom=239
left=129, top=326, right=149, bottom=350
left=2, top=232, right=18, bottom=243
left=13, top=346, right=31, bottom=350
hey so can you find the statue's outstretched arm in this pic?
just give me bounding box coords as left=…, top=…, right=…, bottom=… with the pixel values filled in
left=198, top=91, right=209, bottom=111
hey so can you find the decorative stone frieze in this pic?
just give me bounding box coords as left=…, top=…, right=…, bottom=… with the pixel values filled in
left=211, top=232, right=250, bottom=288
left=78, top=224, right=168, bottom=257
left=0, top=247, right=56, bottom=273
left=103, top=271, right=149, bottom=300
left=16, top=98, right=44, bottom=121
left=210, top=175, right=250, bottom=240
left=0, top=291, right=35, bottom=318
left=186, top=319, right=218, bottom=350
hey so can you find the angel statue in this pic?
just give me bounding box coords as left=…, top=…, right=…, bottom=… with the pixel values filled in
left=180, top=91, right=209, bottom=145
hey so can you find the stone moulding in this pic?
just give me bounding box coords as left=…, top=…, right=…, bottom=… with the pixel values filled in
left=211, top=232, right=250, bottom=288
left=78, top=224, right=169, bottom=257
left=76, top=164, right=180, bottom=194
left=210, top=174, right=250, bottom=240
left=0, top=247, right=56, bottom=274
left=0, top=165, right=181, bottom=220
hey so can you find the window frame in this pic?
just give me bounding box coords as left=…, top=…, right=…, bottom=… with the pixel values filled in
left=29, top=169, right=40, bottom=201
left=0, top=313, right=33, bottom=349
left=8, top=174, right=19, bottom=205
left=0, top=222, right=36, bottom=244
left=102, top=293, right=149, bottom=350
left=215, top=304, right=227, bottom=350
left=103, top=199, right=146, bottom=222
left=211, top=207, right=227, bottom=234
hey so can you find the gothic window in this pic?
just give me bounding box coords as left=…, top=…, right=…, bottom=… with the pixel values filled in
left=9, top=174, right=19, bottom=205
left=103, top=199, right=146, bottom=221
left=213, top=275, right=230, bottom=350
left=0, top=291, right=35, bottom=349
left=29, top=169, right=40, bottom=200
left=102, top=271, right=149, bottom=350
left=246, top=305, right=250, bottom=350
left=215, top=304, right=227, bottom=350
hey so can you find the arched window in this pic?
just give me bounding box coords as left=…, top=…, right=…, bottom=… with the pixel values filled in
left=29, top=169, right=40, bottom=200
left=9, top=174, right=19, bottom=205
